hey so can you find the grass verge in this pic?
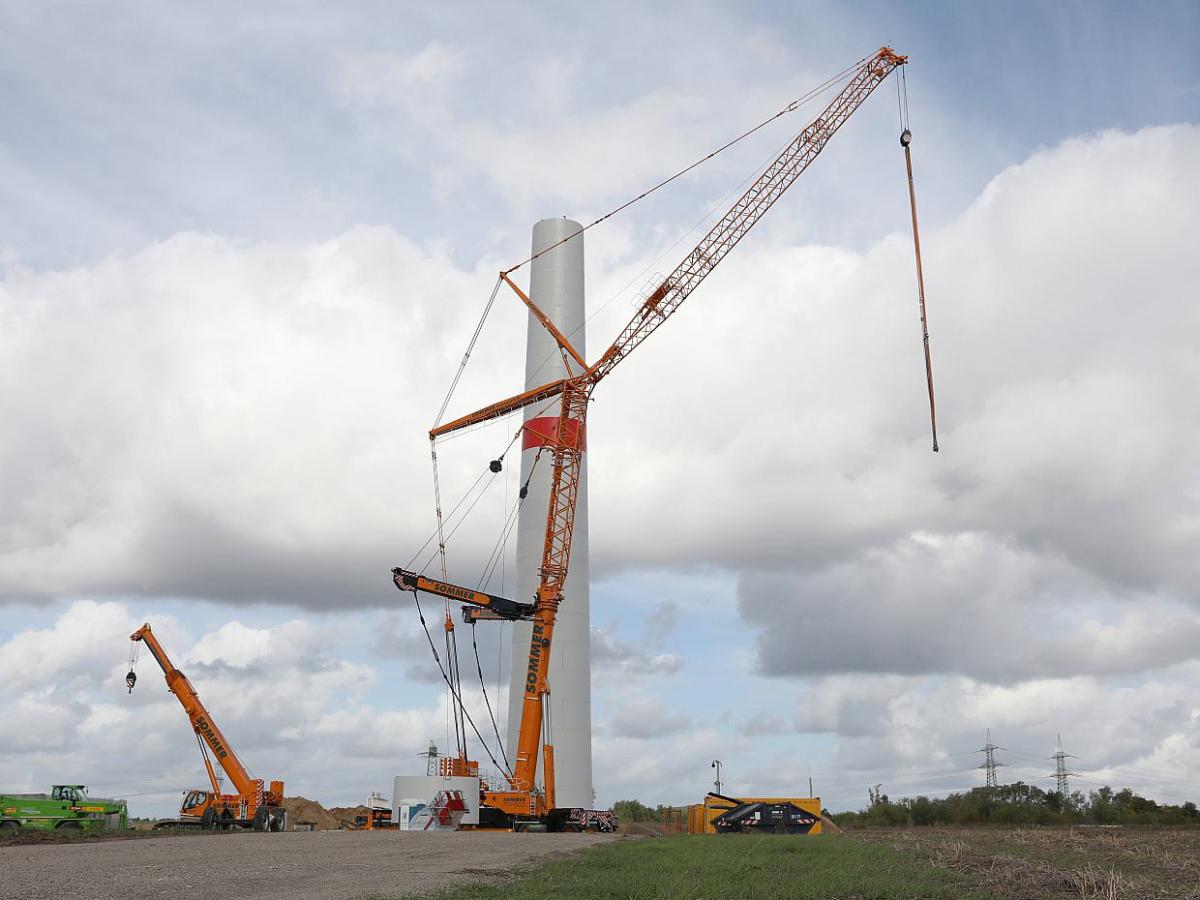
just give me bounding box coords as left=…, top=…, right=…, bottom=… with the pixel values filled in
left=422, top=834, right=998, bottom=900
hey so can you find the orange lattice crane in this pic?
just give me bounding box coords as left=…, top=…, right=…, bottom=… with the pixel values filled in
left=127, top=623, right=287, bottom=831
left=394, top=46, right=930, bottom=831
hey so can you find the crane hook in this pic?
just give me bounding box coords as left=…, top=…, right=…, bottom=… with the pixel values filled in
left=126, top=670, right=137, bottom=693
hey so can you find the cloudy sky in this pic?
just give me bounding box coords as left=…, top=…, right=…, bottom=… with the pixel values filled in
left=3, top=1, right=1199, bottom=817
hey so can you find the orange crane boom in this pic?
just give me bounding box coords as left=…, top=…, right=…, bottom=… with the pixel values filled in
left=398, top=46, right=923, bottom=827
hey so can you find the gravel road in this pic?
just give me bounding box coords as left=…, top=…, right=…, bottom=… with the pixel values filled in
left=0, top=830, right=622, bottom=899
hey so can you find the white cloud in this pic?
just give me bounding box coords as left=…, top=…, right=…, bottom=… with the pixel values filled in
left=333, top=42, right=466, bottom=108
left=591, top=625, right=683, bottom=678
left=605, top=694, right=691, bottom=740
left=785, top=667, right=1200, bottom=808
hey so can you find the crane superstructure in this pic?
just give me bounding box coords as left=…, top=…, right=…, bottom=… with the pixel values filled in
left=127, top=623, right=286, bottom=831
left=393, top=46, right=930, bottom=831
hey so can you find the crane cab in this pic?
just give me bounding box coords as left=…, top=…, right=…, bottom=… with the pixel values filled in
left=180, top=790, right=211, bottom=819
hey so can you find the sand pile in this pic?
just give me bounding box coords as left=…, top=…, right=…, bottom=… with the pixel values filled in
left=282, top=796, right=342, bottom=831
left=328, top=805, right=371, bottom=828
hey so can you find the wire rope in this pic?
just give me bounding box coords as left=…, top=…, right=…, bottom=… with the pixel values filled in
left=470, top=621, right=511, bottom=775
left=410, top=589, right=508, bottom=775
left=433, top=275, right=504, bottom=430
left=513, top=63, right=865, bottom=388
left=500, top=55, right=870, bottom=277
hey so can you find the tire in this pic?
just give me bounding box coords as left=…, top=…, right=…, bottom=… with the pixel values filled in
left=56, top=821, right=83, bottom=830
left=201, top=808, right=218, bottom=830
left=0, top=820, right=20, bottom=832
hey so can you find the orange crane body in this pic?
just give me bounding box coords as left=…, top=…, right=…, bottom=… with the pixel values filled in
left=397, top=47, right=916, bottom=828
left=129, top=623, right=286, bottom=830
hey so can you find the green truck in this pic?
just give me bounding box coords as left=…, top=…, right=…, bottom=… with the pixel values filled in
left=1, top=785, right=128, bottom=832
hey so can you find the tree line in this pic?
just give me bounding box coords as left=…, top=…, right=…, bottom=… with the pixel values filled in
left=832, top=782, right=1200, bottom=828
left=614, top=783, right=1199, bottom=828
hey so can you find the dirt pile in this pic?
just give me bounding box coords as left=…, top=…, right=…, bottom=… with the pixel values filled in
left=328, top=805, right=371, bottom=829
left=282, top=797, right=342, bottom=831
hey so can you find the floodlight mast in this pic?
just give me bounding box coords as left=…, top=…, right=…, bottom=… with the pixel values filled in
left=402, top=46, right=918, bottom=824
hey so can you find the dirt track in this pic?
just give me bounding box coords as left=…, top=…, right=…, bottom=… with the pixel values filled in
left=0, top=829, right=622, bottom=899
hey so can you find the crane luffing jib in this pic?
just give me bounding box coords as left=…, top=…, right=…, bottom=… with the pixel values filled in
left=403, top=46, right=912, bottom=816
left=429, top=45, right=908, bottom=442
left=129, top=623, right=261, bottom=801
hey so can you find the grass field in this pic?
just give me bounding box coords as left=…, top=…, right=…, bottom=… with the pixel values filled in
left=423, top=827, right=1199, bottom=899
left=425, top=833, right=995, bottom=899
left=856, top=826, right=1200, bottom=898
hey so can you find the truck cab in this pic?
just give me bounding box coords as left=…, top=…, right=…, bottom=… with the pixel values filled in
left=51, top=785, right=87, bottom=803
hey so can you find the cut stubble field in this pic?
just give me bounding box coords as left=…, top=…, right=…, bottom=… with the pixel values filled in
left=426, top=827, right=1200, bottom=900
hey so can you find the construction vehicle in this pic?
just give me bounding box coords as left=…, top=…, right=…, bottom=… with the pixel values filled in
left=394, top=46, right=933, bottom=832
left=353, top=792, right=395, bottom=830
left=126, top=623, right=287, bottom=831
left=0, top=785, right=127, bottom=833
left=707, top=793, right=821, bottom=835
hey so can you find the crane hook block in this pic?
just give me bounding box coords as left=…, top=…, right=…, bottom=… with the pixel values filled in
left=489, top=459, right=503, bottom=473
left=125, top=670, right=137, bottom=693
left=900, top=128, right=912, bottom=147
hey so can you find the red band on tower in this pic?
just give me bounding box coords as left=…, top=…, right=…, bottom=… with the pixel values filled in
left=522, top=416, right=587, bottom=451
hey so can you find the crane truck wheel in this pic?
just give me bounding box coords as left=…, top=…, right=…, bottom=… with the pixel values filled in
left=0, top=820, right=20, bottom=831
left=55, top=821, right=83, bottom=830
left=201, top=808, right=218, bottom=830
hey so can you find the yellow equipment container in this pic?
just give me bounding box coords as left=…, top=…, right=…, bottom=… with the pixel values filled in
left=687, top=794, right=822, bottom=834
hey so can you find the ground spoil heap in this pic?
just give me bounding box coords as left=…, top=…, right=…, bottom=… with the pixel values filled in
left=282, top=797, right=343, bottom=831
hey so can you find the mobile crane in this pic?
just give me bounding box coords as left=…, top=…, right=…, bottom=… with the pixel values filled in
left=394, top=46, right=934, bottom=831
left=126, top=623, right=287, bottom=831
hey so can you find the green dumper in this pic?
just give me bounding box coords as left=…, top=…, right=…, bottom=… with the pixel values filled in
left=0, top=785, right=127, bottom=833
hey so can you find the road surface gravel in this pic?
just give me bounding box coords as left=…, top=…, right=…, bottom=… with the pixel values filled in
left=0, top=829, right=623, bottom=899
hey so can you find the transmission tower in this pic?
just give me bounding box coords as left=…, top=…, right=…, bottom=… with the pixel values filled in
left=421, top=740, right=439, bottom=776
left=978, top=729, right=1006, bottom=788
left=1048, top=734, right=1078, bottom=797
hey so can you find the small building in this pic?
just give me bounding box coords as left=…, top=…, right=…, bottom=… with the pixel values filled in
left=391, top=775, right=480, bottom=828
